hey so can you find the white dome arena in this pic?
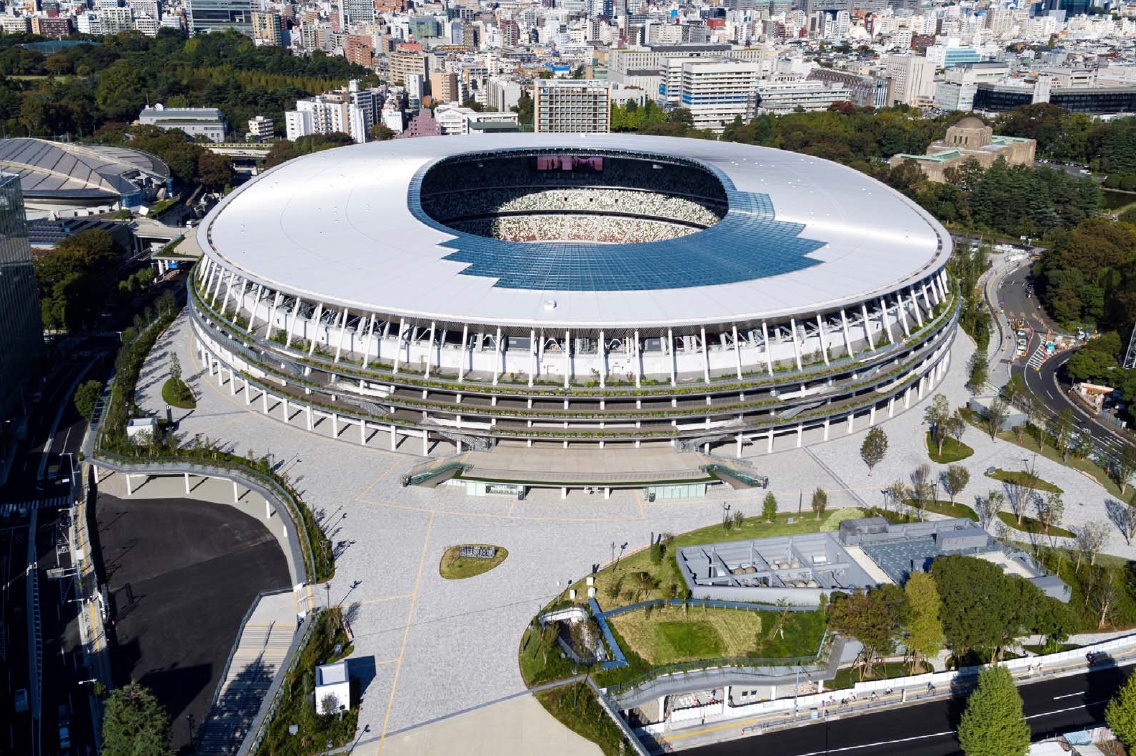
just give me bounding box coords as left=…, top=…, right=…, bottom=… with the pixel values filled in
left=189, top=135, right=957, bottom=458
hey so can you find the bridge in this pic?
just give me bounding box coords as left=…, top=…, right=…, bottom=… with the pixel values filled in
left=207, top=142, right=272, bottom=158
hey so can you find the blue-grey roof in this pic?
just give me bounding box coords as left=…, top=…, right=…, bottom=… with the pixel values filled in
left=200, top=134, right=952, bottom=329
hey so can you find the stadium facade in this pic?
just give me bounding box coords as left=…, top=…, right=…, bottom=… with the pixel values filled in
left=189, top=135, right=956, bottom=457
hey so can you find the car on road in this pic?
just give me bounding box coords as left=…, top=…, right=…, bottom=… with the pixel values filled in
left=13, top=688, right=27, bottom=714
left=59, top=724, right=71, bottom=751
left=47, top=465, right=59, bottom=482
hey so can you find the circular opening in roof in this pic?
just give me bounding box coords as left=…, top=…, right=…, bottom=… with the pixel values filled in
left=417, top=151, right=729, bottom=245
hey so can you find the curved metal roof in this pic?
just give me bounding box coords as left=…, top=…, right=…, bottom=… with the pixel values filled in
left=0, top=138, right=169, bottom=200
left=200, top=134, right=952, bottom=329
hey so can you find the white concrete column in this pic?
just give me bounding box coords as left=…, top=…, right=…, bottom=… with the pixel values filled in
left=390, top=424, right=397, bottom=450
left=281, top=396, right=289, bottom=419
left=561, top=487, right=568, bottom=500
left=184, top=472, right=190, bottom=494
left=668, top=328, right=677, bottom=386
left=761, top=321, right=773, bottom=375
left=209, top=266, right=226, bottom=306
left=264, top=291, right=284, bottom=341
left=246, top=283, right=264, bottom=332
left=306, top=406, right=313, bottom=431
left=332, top=413, right=339, bottom=438
left=262, top=388, right=269, bottom=414
left=334, top=309, right=350, bottom=363
left=492, top=326, right=503, bottom=386
left=895, top=294, right=911, bottom=336
left=700, top=326, right=710, bottom=383
left=816, top=314, right=829, bottom=365
left=361, top=313, right=377, bottom=368
left=789, top=319, right=803, bottom=371
left=393, top=318, right=407, bottom=374
left=879, top=298, right=895, bottom=343
left=847, top=414, right=854, bottom=435
left=459, top=323, right=469, bottom=381
left=823, top=418, right=830, bottom=440
left=860, top=303, right=876, bottom=350
left=233, top=480, right=240, bottom=503
left=125, top=474, right=133, bottom=496
left=229, top=369, right=236, bottom=395
left=604, top=488, right=611, bottom=500
left=528, top=328, right=536, bottom=387
left=869, top=405, right=877, bottom=426
left=285, top=297, right=303, bottom=347
left=360, top=419, right=367, bottom=445
left=909, top=290, right=924, bottom=327
left=307, top=303, right=324, bottom=354
left=767, top=432, right=775, bottom=453
left=732, top=325, right=743, bottom=379
left=889, top=397, right=896, bottom=418
left=840, top=309, right=854, bottom=357
left=796, top=424, right=803, bottom=448
left=634, top=330, right=642, bottom=388
left=422, top=429, right=429, bottom=456
left=564, top=329, right=571, bottom=389
left=920, top=283, right=933, bottom=311
left=244, top=377, right=252, bottom=404
left=229, top=278, right=247, bottom=318
left=425, top=321, right=437, bottom=379
left=599, top=329, right=606, bottom=388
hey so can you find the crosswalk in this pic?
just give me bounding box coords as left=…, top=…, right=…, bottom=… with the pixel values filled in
left=0, top=496, right=71, bottom=519
left=1027, top=345, right=1047, bottom=370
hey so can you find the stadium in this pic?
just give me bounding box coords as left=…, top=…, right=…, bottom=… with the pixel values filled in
left=188, top=134, right=956, bottom=463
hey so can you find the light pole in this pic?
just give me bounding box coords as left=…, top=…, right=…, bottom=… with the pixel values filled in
left=722, top=502, right=731, bottom=528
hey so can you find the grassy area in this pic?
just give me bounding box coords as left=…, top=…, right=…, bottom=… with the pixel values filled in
left=985, top=468, right=1063, bottom=493
left=439, top=545, right=507, bottom=579
left=608, top=607, right=756, bottom=664
left=534, top=683, right=628, bottom=756
left=161, top=377, right=196, bottom=409
left=925, top=431, right=975, bottom=464
left=996, top=511, right=1076, bottom=538
left=999, top=427, right=1126, bottom=499
left=518, top=624, right=581, bottom=686
left=922, top=499, right=978, bottom=520
left=829, top=661, right=929, bottom=690
left=589, top=510, right=865, bottom=614
left=257, top=608, right=357, bottom=756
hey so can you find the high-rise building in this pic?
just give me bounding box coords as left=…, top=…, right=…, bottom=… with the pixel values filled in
left=884, top=54, right=936, bottom=107
left=186, top=0, right=253, bottom=37
left=345, top=36, right=375, bottom=68
left=251, top=12, right=284, bottom=46
left=674, top=59, right=762, bottom=132
left=429, top=72, right=460, bottom=103
left=340, top=0, right=375, bottom=26
left=533, top=79, right=611, bottom=133
left=0, top=173, right=41, bottom=436
left=389, top=50, right=428, bottom=86
left=285, top=83, right=374, bottom=143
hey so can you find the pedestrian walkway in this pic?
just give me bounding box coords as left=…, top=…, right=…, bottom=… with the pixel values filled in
left=196, top=591, right=297, bottom=755
left=0, top=496, right=71, bottom=518
left=1027, top=345, right=1047, bottom=370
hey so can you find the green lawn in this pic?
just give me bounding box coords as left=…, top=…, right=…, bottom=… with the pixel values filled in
left=997, top=511, right=1075, bottom=538
left=439, top=545, right=507, bottom=579
left=830, top=661, right=929, bottom=690
left=161, top=377, right=196, bottom=409
left=535, top=683, right=628, bottom=756
left=518, top=624, right=581, bottom=686
left=925, top=431, right=974, bottom=464
left=997, top=428, right=1126, bottom=499
left=657, top=621, right=725, bottom=659
left=985, top=468, right=1063, bottom=493
left=922, top=499, right=978, bottom=520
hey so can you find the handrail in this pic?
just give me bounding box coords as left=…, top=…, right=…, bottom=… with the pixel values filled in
left=207, top=588, right=293, bottom=715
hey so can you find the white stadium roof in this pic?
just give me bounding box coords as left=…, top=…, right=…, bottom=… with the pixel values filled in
left=200, top=134, right=951, bottom=329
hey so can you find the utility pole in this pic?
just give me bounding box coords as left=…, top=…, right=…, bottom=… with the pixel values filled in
left=1124, top=322, right=1136, bottom=370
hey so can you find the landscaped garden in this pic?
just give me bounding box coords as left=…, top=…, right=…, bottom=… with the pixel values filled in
left=439, top=544, right=508, bottom=579
left=985, top=468, right=1063, bottom=494
left=925, top=431, right=974, bottom=464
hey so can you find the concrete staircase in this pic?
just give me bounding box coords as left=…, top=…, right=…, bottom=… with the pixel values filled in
left=196, top=609, right=296, bottom=755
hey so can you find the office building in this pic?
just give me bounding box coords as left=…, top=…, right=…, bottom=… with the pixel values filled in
left=0, top=173, right=42, bottom=435
left=139, top=105, right=228, bottom=143
left=251, top=12, right=284, bottom=46
left=533, top=79, right=611, bottom=133
left=247, top=116, right=274, bottom=140
left=885, top=54, right=936, bottom=107
left=340, top=0, right=375, bottom=26
left=434, top=105, right=520, bottom=135
left=430, top=72, right=460, bottom=104
left=186, top=0, right=253, bottom=36
left=755, top=79, right=848, bottom=114
left=674, top=59, right=763, bottom=132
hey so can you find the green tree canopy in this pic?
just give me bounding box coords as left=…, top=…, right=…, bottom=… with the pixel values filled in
left=1107, top=670, right=1136, bottom=749
left=102, top=682, right=174, bottom=756
left=957, top=665, right=1030, bottom=756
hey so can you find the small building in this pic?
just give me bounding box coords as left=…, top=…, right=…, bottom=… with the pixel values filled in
left=1074, top=382, right=1114, bottom=412
left=126, top=417, right=158, bottom=443
left=247, top=116, right=274, bottom=141
left=889, top=116, right=1036, bottom=183
left=314, top=661, right=350, bottom=715
left=139, top=105, right=228, bottom=144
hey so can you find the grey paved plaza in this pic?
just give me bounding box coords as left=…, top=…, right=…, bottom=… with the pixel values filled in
left=123, top=314, right=1132, bottom=754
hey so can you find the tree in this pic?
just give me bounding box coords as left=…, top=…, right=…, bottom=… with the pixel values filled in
left=810, top=487, right=827, bottom=520
left=1047, top=409, right=1075, bottom=462
left=910, top=464, right=933, bottom=517
left=885, top=480, right=909, bottom=514
left=1035, top=492, right=1064, bottom=540
left=198, top=151, right=232, bottom=192
left=102, top=682, right=174, bottom=756
left=967, top=353, right=989, bottom=393
left=169, top=353, right=181, bottom=383
left=860, top=426, right=888, bottom=476
left=975, top=491, right=1003, bottom=530
left=941, top=465, right=969, bottom=505
left=1074, top=521, right=1110, bottom=571
left=983, top=398, right=1010, bottom=440
left=1004, top=481, right=1031, bottom=527
left=945, top=411, right=967, bottom=448
left=73, top=379, right=103, bottom=421
left=1113, top=445, right=1136, bottom=496
left=762, top=492, right=777, bottom=522
left=931, top=555, right=1039, bottom=662
left=369, top=123, right=396, bottom=141
left=828, top=586, right=906, bottom=679
left=924, top=393, right=951, bottom=455
left=957, top=665, right=1030, bottom=756
left=903, top=572, right=944, bottom=673
left=1106, top=665, right=1136, bottom=749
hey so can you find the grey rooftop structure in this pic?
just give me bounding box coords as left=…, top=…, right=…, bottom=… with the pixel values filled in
left=676, top=518, right=1070, bottom=606
left=0, top=138, right=169, bottom=207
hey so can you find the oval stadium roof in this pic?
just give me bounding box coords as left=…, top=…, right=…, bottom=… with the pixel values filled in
left=0, top=138, right=169, bottom=202
left=200, top=134, right=952, bottom=329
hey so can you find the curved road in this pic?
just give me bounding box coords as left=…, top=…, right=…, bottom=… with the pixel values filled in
left=687, top=662, right=1131, bottom=756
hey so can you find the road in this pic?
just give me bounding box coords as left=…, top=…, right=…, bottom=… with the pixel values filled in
left=995, top=264, right=1133, bottom=464
left=685, top=662, right=1132, bottom=756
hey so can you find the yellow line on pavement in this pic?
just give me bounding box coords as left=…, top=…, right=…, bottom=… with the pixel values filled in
left=662, top=716, right=765, bottom=742
left=356, top=593, right=413, bottom=606
left=377, top=510, right=435, bottom=753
